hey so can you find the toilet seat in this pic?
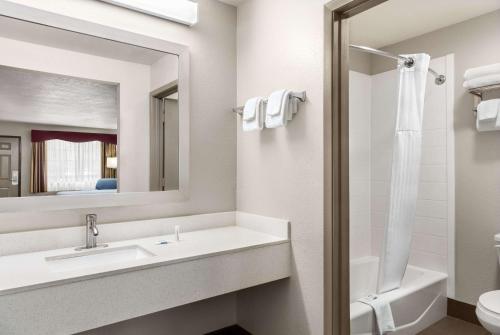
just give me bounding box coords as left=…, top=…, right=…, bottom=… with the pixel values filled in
left=479, top=291, right=500, bottom=315
left=477, top=291, right=500, bottom=334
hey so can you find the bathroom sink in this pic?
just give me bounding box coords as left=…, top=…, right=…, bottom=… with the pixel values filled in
left=45, top=245, right=155, bottom=272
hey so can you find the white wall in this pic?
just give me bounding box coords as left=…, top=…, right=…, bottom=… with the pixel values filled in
left=0, top=35, right=150, bottom=193
left=369, top=56, right=452, bottom=275
left=150, top=53, right=179, bottom=91
left=235, top=0, right=326, bottom=334
left=0, top=0, right=238, bottom=333
left=349, top=71, right=372, bottom=259
left=164, top=99, right=180, bottom=190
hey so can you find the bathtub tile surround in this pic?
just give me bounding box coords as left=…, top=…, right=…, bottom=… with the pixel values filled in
left=348, top=54, right=454, bottom=334
left=0, top=212, right=290, bottom=334
left=348, top=55, right=455, bottom=281
left=349, top=71, right=372, bottom=260
left=376, top=53, right=430, bottom=294
left=367, top=10, right=500, bottom=306
left=370, top=57, right=452, bottom=275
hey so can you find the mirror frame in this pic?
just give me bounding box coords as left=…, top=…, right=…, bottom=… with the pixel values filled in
left=0, top=0, right=190, bottom=212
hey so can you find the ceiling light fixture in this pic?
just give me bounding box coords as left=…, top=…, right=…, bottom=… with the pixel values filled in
left=99, top=0, right=198, bottom=26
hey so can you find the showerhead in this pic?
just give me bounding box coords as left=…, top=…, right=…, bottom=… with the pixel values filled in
left=435, top=75, right=446, bottom=85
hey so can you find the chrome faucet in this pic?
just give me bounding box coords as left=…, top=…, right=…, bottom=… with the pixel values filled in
left=85, top=214, right=99, bottom=249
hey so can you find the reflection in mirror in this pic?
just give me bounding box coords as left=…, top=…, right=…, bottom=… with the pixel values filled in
left=150, top=80, right=179, bottom=192
left=0, top=15, right=179, bottom=197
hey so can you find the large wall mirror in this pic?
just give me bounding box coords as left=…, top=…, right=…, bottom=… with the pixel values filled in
left=0, top=3, right=189, bottom=212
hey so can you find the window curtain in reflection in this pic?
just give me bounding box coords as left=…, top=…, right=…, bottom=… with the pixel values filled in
left=377, top=54, right=430, bottom=294
left=46, top=140, right=102, bottom=192
left=101, top=143, right=117, bottom=178
left=29, top=141, right=47, bottom=193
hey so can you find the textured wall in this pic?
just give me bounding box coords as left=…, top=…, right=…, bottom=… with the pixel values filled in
left=235, top=0, right=326, bottom=334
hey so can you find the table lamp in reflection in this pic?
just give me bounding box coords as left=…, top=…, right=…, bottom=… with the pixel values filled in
left=106, top=157, right=118, bottom=169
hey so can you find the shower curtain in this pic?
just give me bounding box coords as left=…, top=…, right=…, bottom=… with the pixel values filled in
left=377, top=53, right=430, bottom=294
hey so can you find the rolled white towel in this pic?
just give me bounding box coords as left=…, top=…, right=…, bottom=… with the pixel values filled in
left=464, top=63, right=500, bottom=81
left=463, top=74, right=500, bottom=89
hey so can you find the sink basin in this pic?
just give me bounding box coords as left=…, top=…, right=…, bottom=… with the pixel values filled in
left=45, top=245, right=155, bottom=272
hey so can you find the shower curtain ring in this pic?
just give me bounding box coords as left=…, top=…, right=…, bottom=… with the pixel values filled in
left=404, top=57, right=415, bottom=68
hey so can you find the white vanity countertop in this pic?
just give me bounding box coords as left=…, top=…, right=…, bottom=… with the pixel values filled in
left=0, top=225, right=289, bottom=296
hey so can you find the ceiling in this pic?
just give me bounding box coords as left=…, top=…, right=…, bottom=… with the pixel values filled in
left=0, top=15, right=169, bottom=65
left=350, top=0, right=500, bottom=48
left=217, top=0, right=246, bottom=6
left=0, top=66, right=118, bottom=130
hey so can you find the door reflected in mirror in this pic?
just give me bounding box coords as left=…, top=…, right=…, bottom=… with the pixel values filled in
left=0, top=15, right=180, bottom=197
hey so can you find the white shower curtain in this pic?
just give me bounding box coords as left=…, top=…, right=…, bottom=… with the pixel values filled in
left=377, top=54, right=430, bottom=294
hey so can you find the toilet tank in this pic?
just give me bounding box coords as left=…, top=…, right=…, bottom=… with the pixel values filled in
left=495, top=234, right=500, bottom=264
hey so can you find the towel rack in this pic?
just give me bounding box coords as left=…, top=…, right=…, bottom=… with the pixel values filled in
left=468, top=83, right=500, bottom=116
left=233, top=91, right=307, bottom=115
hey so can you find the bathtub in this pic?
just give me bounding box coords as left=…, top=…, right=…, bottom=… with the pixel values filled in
left=350, top=256, right=447, bottom=335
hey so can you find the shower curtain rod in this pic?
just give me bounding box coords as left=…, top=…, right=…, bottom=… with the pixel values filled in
left=349, top=44, right=446, bottom=85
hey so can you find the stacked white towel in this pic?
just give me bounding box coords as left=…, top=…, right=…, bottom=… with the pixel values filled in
left=265, top=89, right=297, bottom=128
left=463, top=63, right=500, bottom=89
left=476, top=99, right=500, bottom=132
left=242, top=97, right=265, bottom=132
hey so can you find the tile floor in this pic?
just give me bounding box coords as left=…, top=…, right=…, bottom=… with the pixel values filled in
left=418, top=317, right=488, bottom=335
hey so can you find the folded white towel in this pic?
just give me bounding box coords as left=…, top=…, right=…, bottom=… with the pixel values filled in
left=358, top=295, right=396, bottom=334
left=477, top=118, right=500, bottom=132
left=476, top=100, right=500, bottom=132
left=477, top=99, right=500, bottom=121
left=463, top=74, right=500, bottom=89
left=464, top=63, right=500, bottom=81
left=265, top=89, right=292, bottom=128
left=476, top=118, right=499, bottom=132
left=242, top=97, right=264, bottom=132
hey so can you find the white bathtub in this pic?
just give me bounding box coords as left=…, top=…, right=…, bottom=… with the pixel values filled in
left=350, top=256, right=447, bottom=335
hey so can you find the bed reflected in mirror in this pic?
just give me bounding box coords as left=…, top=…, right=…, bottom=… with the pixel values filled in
left=0, top=15, right=180, bottom=197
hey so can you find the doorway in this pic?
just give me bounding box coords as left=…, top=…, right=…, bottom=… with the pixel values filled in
left=150, top=80, right=179, bottom=191
left=0, top=136, right=21, bottom=197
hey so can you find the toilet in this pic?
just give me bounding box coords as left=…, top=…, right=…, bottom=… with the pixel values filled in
left=477, top=291, right=500, bottom=334
left=476, top=234, right=500, bottom=334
